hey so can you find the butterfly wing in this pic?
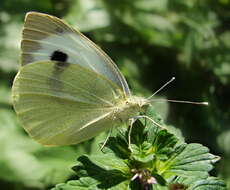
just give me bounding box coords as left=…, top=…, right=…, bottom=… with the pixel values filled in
left=12, top=61, right=125, bottom=145
left=21, top=12, right=130, bottom=96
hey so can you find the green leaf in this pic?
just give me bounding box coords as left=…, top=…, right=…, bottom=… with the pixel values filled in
left=52, top=177, right=132, bottom=190
left=51, top=177, right=99, bottom=190
left=161, top=143, right=220, bottom=179
left=73, top=154, right=130, bottom=189
left=69, top=117, right=225, bottom=189
left=185, top=177, right=226, bottom=190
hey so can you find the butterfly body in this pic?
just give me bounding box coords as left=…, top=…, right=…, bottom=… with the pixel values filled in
left=112, top=96, right=148, bottom=122
left=12, top=12, right=150, bottom=146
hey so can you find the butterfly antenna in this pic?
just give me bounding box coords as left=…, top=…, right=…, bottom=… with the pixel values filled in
left=149, top=99, right=208, bottom=105
left=147, top=77, right=175, bottom=100
left=147, top=76, right=208, bottom=106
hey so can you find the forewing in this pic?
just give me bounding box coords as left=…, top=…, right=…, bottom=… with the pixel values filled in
left=12, top=61, right=124, bottom=145
left=21, top=12, right=130, bottom=96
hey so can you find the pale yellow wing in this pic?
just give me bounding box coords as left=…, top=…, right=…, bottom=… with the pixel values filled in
left=21, top=12, right=130, bottom=96
left=12, top=61, right=125, bottom=145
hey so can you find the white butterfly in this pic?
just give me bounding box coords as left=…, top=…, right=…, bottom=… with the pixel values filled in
left=12, top=12, right=207, bottom=146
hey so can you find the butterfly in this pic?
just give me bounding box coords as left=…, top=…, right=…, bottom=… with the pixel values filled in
left=12, top=12, right=207, bottom=146
left=12, top=12, right=152, bottom=146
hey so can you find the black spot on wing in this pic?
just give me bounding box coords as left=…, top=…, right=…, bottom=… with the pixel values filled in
left=48, top=51, right=70, bottom=95
left=51, top=50, right=68, bottom=62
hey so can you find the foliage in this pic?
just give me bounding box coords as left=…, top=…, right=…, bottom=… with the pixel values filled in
left=0, top=0, right=229, bottom=189
left=51, top=108, right=226, bottom=189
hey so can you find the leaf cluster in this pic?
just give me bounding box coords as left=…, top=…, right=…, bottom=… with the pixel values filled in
left=52, top=108, right=226, bottom=190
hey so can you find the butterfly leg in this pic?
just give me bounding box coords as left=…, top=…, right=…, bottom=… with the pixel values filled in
left=133, top=115, right=166, bottom=130
left=100, top=112, right=119, bottom=151
left=100, top=127, right=113, bottom=151
left=128, top=117, right=136, bottom=152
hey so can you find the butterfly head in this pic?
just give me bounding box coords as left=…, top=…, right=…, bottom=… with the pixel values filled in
left=127, top=96, right=149, bottom=112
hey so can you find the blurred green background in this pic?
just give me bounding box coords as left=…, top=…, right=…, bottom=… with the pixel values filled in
left=0, top=0, right=229, bottom=189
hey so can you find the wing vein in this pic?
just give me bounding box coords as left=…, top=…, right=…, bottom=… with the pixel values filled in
left=78, top=111, right=113, bottom=132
